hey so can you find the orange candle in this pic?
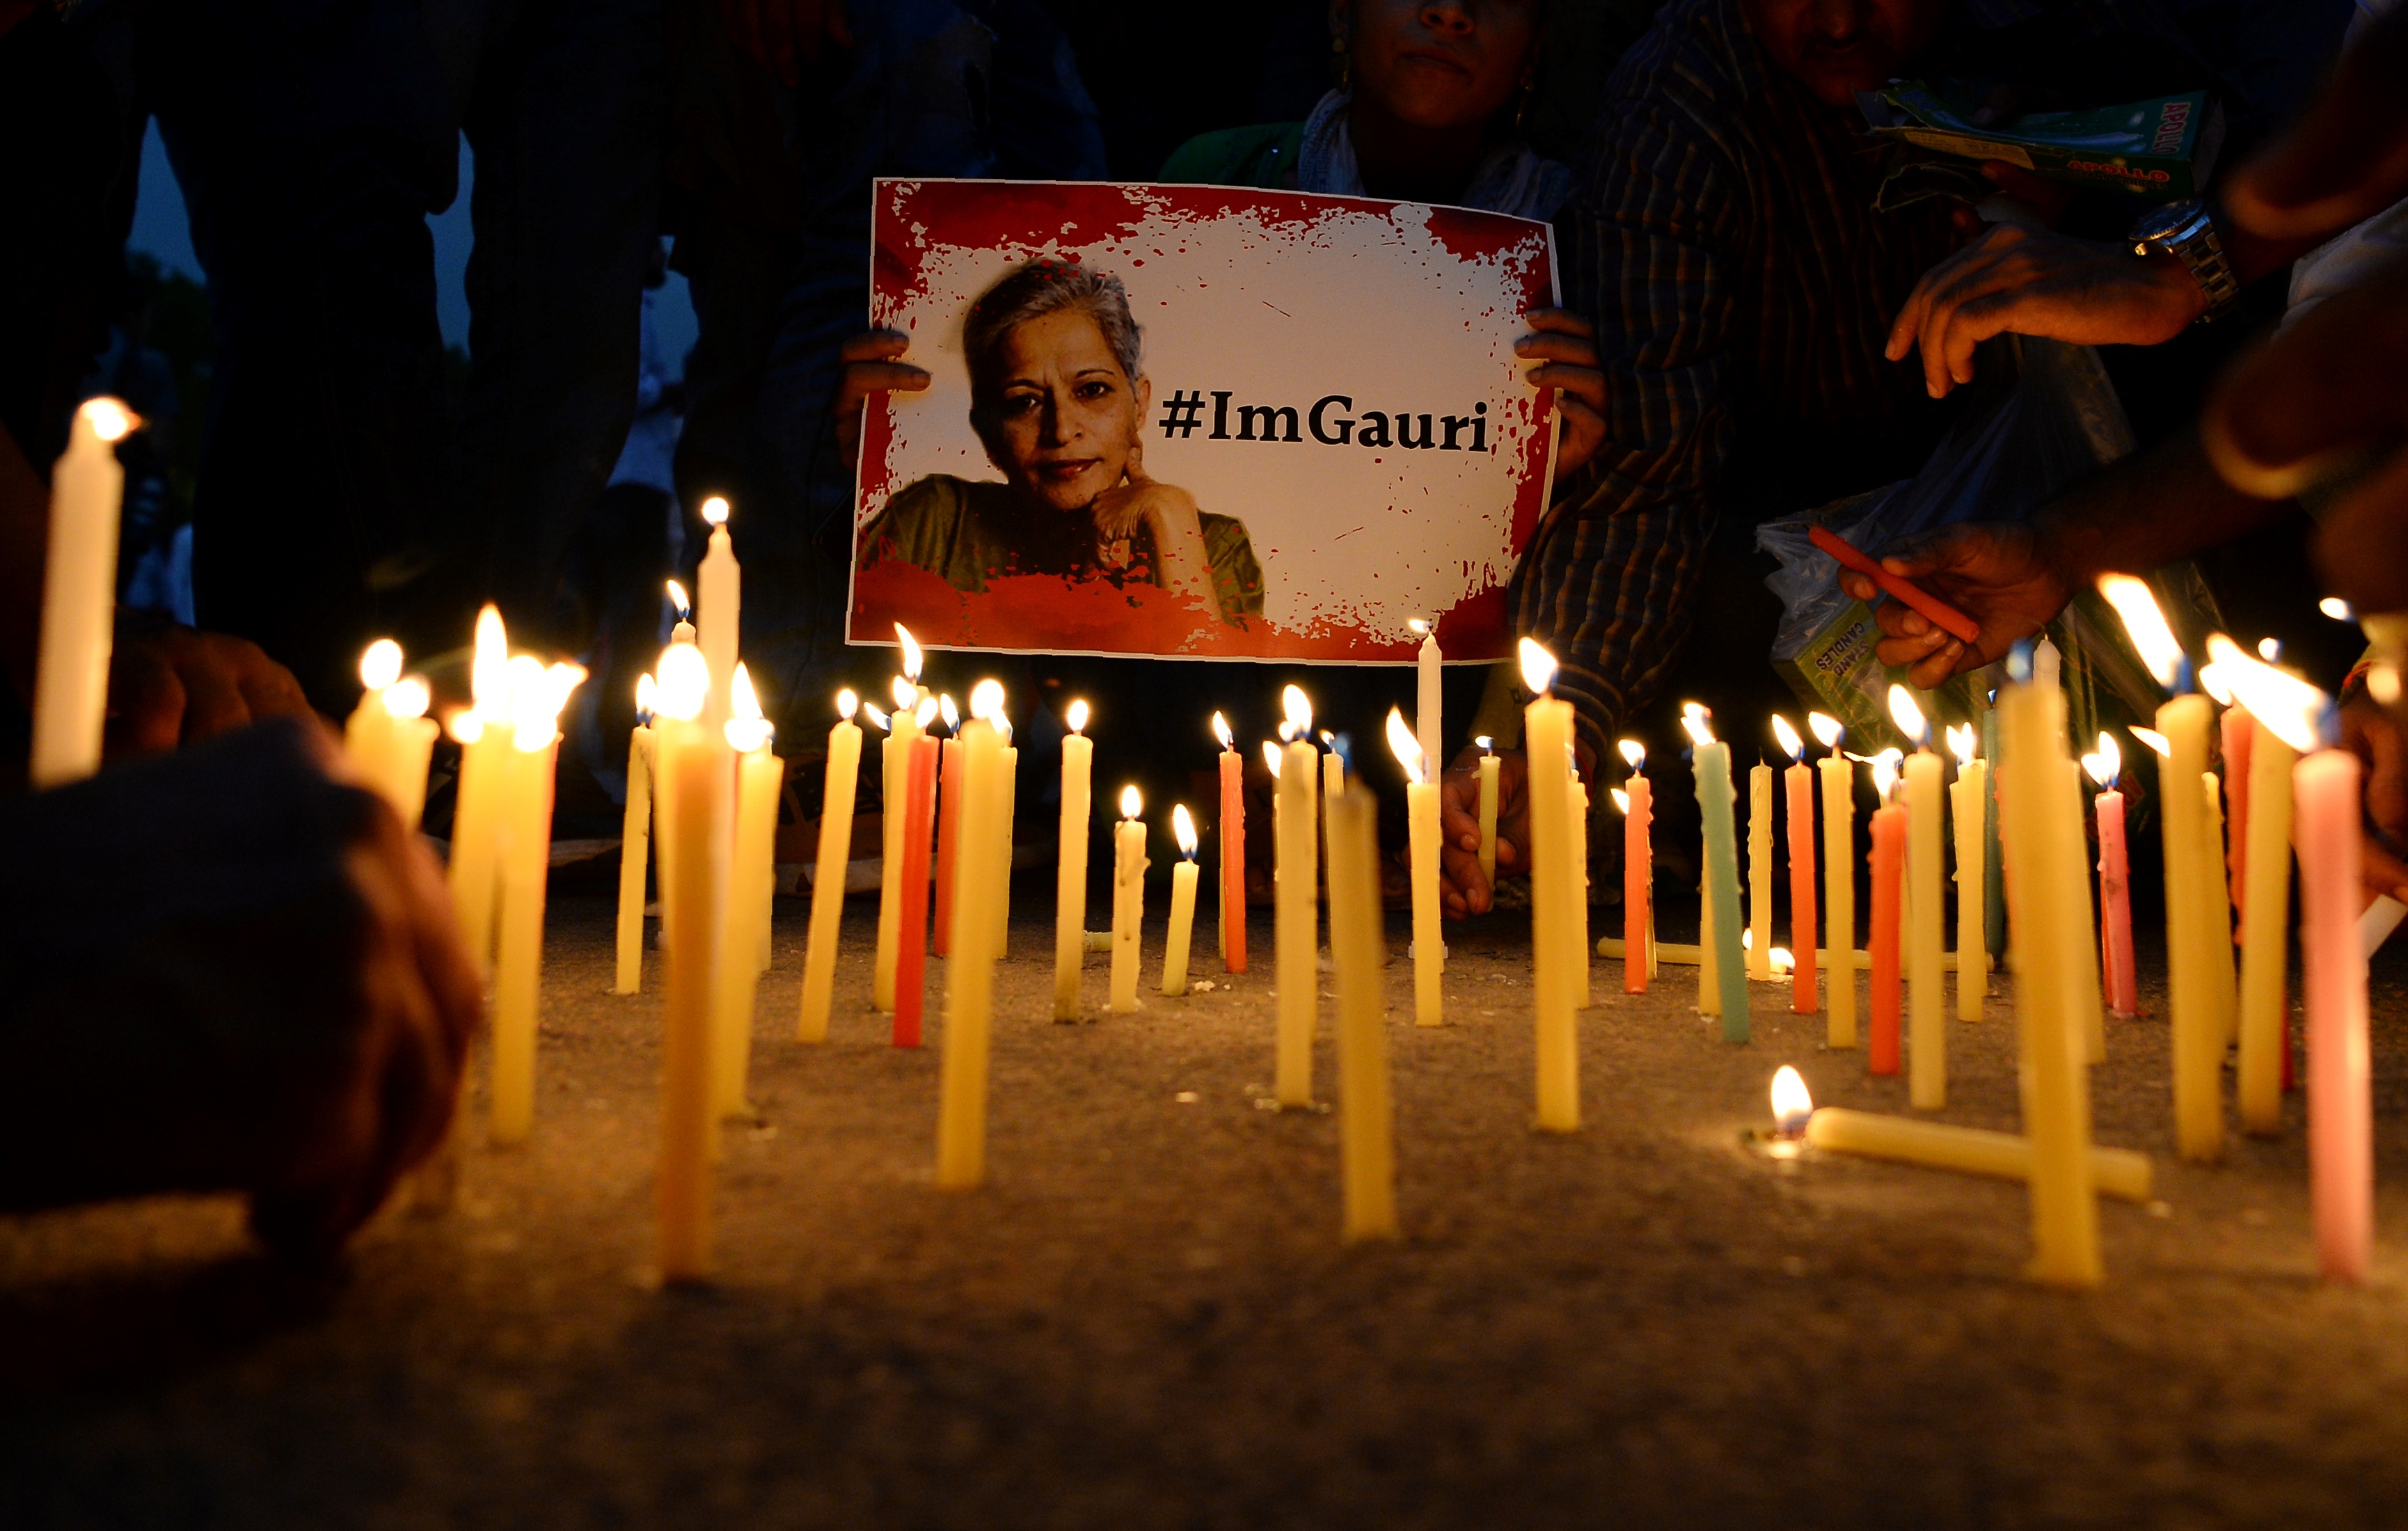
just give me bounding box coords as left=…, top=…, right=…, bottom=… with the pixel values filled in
left=1868, top=758, right=1905, bottom=1077
left=2222, top=701, right=2252, bottom=917
left=892, top=729, right=940, bottom=1049
left=1620, top=745, right=1651, bottom=994
left=1775, top=716, right=1816, bottom=1013
left=933, top=696, right=964, bottom=956
left=1215, top=712, right=1246, bottom=974
left=2084, top=734, right=2138, bottom=1018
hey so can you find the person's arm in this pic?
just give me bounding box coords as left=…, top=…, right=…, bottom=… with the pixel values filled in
left=1839, top=428, right=2292, bottom=687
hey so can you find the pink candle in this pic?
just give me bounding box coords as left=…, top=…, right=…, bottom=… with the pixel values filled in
left=933, top=733, right=965, bottom=955
left=1869, top=800, right=1904, bottom=1077
left=1624, top=773, right=1652, bottom=993
left=1787, top=761, right=1817, bottom=1013
left=2096, top=788, right=2137, bottom=1017
left=2297, top=747, right=2370, bottom=1283
left=2224, top=706, right=2253, bottom=917
left=1220, top=745, right=1246, bottom=973
left=892, top=734, right=941, bottom=1049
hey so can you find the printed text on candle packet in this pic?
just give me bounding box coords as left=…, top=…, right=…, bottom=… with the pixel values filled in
left=1156, top=390, right=1494, bottom=452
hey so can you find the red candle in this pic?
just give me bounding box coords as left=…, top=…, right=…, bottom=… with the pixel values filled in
left=892, top=733, right=941, bottom=1049
left=933, top=724, right=965, bottom=955
left=1786, top=757, right=1817, bottom=1013
left=1623, top=772, right=1652, bottom=993
left=2298, top=747, right=2370, bottom=1283
left=1217, top=719, right=1246, bottom=974
left=1868, top=781, right=1905, bottom=1077
left=2223, top=705, right=2252, bottom=917
left=2096, top=786, right=2138, bottom=1017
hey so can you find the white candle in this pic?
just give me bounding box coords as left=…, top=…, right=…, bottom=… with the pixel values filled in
left=1276, top=688, right=1320, bottom=1108
left=1388, top=708, right=1443, bottom=1027
left=1413, top=618, right=1443, bottom=788
left=31, top=397, right=134, bottom=788
left=667, top=578, right=695, bottom=646
left=613, top=675, right=656, bottom=995
left=797, top=690, right=862, bottom=1042
left=695, top=497, right=740, bottom=726
left=1162, top=805, right=1201, bottom=997
left=1054, top=701, right=1094, bottom=1020
left=1110, top=786, right=1147, bottom=1013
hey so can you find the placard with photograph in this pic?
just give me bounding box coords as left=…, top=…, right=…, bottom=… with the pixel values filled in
left=850, top=179, right=1558, bottom=664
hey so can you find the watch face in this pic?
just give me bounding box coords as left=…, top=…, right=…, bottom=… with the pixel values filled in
left=2130, top=199, right=2203, bottom=246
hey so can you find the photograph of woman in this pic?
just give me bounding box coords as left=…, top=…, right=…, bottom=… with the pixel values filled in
left=854, top=260, right=1263, bottom=626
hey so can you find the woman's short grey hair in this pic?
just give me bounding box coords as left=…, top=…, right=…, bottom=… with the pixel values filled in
left=963, top=260, right=1143, bottom=394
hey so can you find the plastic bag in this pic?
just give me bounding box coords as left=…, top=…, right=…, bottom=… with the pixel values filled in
left=1757, top=335, right=2221, bottom=766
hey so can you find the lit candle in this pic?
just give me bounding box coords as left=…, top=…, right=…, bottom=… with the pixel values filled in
left=1388, top=708, right=1443, bottom=1027
left=2083, top=733, right=2137, bottom=1020
left=873, top=625, right=925, bottom=1013
left=935, top=681, right=1009, bottom=1189
left=1525, top=644, right=1580, bottom=1129
left=1687, top=706, right=1749, bottom=1044
left=447, top=605, right=514, bottom=976
left=2102, top=575, right=2221, bottom=1161
left=1326, top=781, right=1398, bottom=1241
left=1619, top=740, right=1651, bottom=994
left=2203, top=759, right=2240, bottom=1045
left=2298, top=733, right=2371, bottom=1283
left=889, top=693, right=941, bottom=1050
left=344, top=640, right=403, bottom=800
left=346, top=640, right=439, bottom=834
left=1214, top=712, right=1246, bottom=974
left=1318, top=729, right=1345, bottom=839
left=717, top=666, right=783, bottom=1108
left=695, top=496, right=740, bottom=726
left=1947, top=723, right=1987, bottom=1026
left=666, top=578, right=695, bottom=645
left=1748, top=755, right=1773, bottom=982
left=1812, top=715, right=1855, bottom=1049
left=613, top=675, right=657, bottom=995
left=1771, top=717, right=1815, bottom=1015
left=2223, top=699, right=2253, bottom=919
left=993, top=710, right=1018, bottom=957
left=651, top=644, right=723, bottom=1278
left=1054, top=700, right=1095, bottom=1020
left=796, top=690, right=862, bottom=1042
left=1412, top=617, right=1443, bottom=793
left=1569, top=763, right=1592, bottom=1010
left=1276, top=687, right=1320, bottom=1109
left=489, top=657, right=582, bottom=1145
left=1894, top=688, right=1945, bottom=1110
left=1997, top=646, right=2102, bottom=1287
left=31, top=397, right=134, bottom=788
left=933, top=695, right=964, bottom=957
left=1110, top=786, right=1147, bottom=1013
left=1162, top=804, right=1201, bottom=997
left=2208, top=637, right=2311, bottom=1143
left=1690, top=706, right=1722, bottom=1021
left=1867, top=754, right=1905, bottom=1077
left=1775, top=1070, right=2150, bottom=1203
left=1476, top=735, right=1501, bottom=889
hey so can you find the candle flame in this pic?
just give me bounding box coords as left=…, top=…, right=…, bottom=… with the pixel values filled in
left=835, top=687, right=857, bottom=720
left=914, top=695, right=938, bottom=729
left=2375, top=665, right=2403, bottom=706
left=892, top=675, right=918, bottom=713
left=2205, top=633, right=2329, bottom=754
left=1519, top=637, right=1557, bottom=696
left=700, top=495, right=729, bottom=527
left=940, top=693, right=960, bottom=731
left=1120, top=784, right=1142, bottom=820
left=2098, top=574, right=2183, bottom=688
left=654, top=644, right=709, bottom=722
left=1210, top=710, right=1230, bottom=749
left=666, top=579, right=690, bottom=620
left=1770, top=1065, right=1814, bottom=1136
left=2322, top=596, right=2356, bottom=623
left=1946, top=722, right=1978, bottom=768
left=359, top=639, right=404, bottom=692
left=969, top=678, right=1005, bottom=722
left=637, top=673, right=658, bottom=720
left=1263, top=741, right=1282, bottom=778
left=2196, top=661, right=2234, bottom=706
left=862, top=701, right=891, bottom=733
left=1771, top=714, right=1803, bottom=761
left=1887, top=684, right=1928, bottom=745
left=1871, top=754, right=1899, bottom=800
left=1282, top=684, right=1313, bottom=738
left=1070, top=699, right=1090, bottom=736
left=1809, top=711, right=1844, bottom=750
left=1610, top=786, right=1629, bottom=814
left=1385, top=706, right=1426, bottom=785
left=1478, top=734, right=1495, bottom=754
left=724, top=669, right=773, bottom=747
left=2258, top=636, right=2282, bottom=663
left=1769, top=946, right=1794, bottom=976
left=1681, top=702, right=1714, bottom=749
left=447, top=708, right=482, bottom=745
left=1173, top=803, right=1198, bottom=857
left=471, top=604, right=508, bottom=713
left=1619, top=738, right=1644, bottom=770
left=1409, top=617, right=1430, bottom=636
left=2129, top=725, right=2171, bottom=759
left=79, top=396, right=138, bottom=442
left=2082, top=731, right=2121, bottom=788
left=894, top=623, right=922, bottom=683
left=383, top=676, right=431, bottom=720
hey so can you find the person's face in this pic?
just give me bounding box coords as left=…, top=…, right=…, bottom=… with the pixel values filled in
left=973, top=309, right=1150, bottom=514
left=1738, top=0, right=1943, bottom=107
left=1337, top=0, right=1541, bottom=131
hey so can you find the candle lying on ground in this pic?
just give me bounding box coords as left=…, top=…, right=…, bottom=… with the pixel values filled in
left=1389, top=708, right=1443, bottom=1027
left=1947, top=724, right=1985, bottom=1025
left=1867, top=754, right=1904, bottom=1077
left=1162, top=804, right=1200, bottom=997
left=1599, top=938, right=1986, bottom=970
left=1111, top=786, right=1147, bottom=1013
left=935, top=681, right=1008, bottom=1189
left=1326, top=782, right=1398, bottom=1241
left=448, top=605, right=514, bottom=976
left=490, top=657, right=581, bottom=1145
left=1527, top=644, right=1581, bottom=1127
left=2082, top=735, right=2137, bottom=1019
left=651, top=645, right=722, bottom=1280
left=1813, top=715, right=1856, bottom=1048
left=1054, top=701, right=1095, bottom=1020
left=1477, top=736, right=1501, bottom=889
left=796, top=690, right=862, bottom=1042
left=1773, top=717, right=1816, bottom=1015
left=31, top=397, right=134, bottom=789
left=1214, top=712, right=1246, bottom=974
left=1785, top=1100, right=2150, bottom=1205
left=1276, top=687, right=1320, bottom=1108
left=1619, top=740, right=1652, bottom=995
left=718, top=665, right=781, bottom=1106
left=613, top=675, right=657, bottom=996
left=873, top=626, right=925, bottom=1014
left=1895, top=690, right=1945, bottom=1110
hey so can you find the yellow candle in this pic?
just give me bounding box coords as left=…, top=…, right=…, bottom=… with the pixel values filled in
left=2162, top=693, right=2221, bottom=1160
left=1599, top=938, right=1985, bottom=971
left=1803, top=1108, right=2150, bottom=1203
left=1162, top=805, right=1200, bottom=996
left=1947, top=727, right=1986, bottom=1025
left=1697, top=843, right=1720, bottom=1017
left=2052, top=749, right=2107, bottom=1065
left=490, top=658, right=577, bottom=1145
left=1521, top=642, right=1578, bottom=1132
left=447, top=605, right=514, bottom=977
left=1387, top=707, right=1443, bottom=1027
left=2204, top=768, right=2238, bottom=1044
left=995, top=731, right=1018, bottom=957
left=613, top=677, right=656, bottom=996
left=935, top=681, right=1008, bottom=1189
left=797, top=692, right=862, bottom=1042
left=1748, top=761, right=1773, bottom=981
left=1892, top=688, right=1944, bottom=1111
left=1109, top=786, right=1147, bottom=1013
left=2237, top=715, right=2296, bottom=1134
left=1413, top=619, right=1443, bottom=788
left=714, top=665, right=778, bottom=1118
left=1814, top=715, right=1856, bottom=1048
left=651, top=645, right=723, bottom=1279
left=1276, top=686, right=1321, bottom=1109
left=695, top=496, right=740, bottom=726
left=343, top=640, right=402, bottom=800
left=1569, top=773, right=1592, bottom=1009
left=31, top=397, right=134, bottom=788
left=1475, top=739, right=1500, bottom=887
left=1326, top=781, right=1398, bottom=1240
left=1053, top=702, right=1094, bottom=1021
left=873, top=628, right=926, bottom=1013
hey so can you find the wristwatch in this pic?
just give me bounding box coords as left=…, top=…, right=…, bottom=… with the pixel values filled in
left=2129, top=198, right=2242, bottom=322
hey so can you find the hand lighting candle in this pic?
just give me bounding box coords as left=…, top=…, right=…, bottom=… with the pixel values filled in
left=717, top=666, right=782, bottom=1104
left=1412, top=617, right=1443, bottom=792
left=31, top=397, right=134, bottom=788
left=2207, top=635, right=2312, bottom=1142
left=1214, top=712, right=1246, bottom=973
left=1476, top=736, right=1501, bottom=888
left=1748, top=751, right=1774, bottom=982
left=490, top=658, right=583, bottom=1145
left=1526, top=644, right=1581, bottom=1127
left=447, top=605, right=514, bottom=976
left=1162, top=804, right=1201, bottom=997
left=1773, top=717, right=1816, bottom=1014
left=796, top=690, right=862, bottom=1042
left=1275, top=687, right=1320, bottom=1107
left=1326, top=782, right=1398, bottom=1241
left=695, top=496, right=740, bottom=726
left=1686, top=706, right=1750, bottom=1044
left=1812, top=713, right=1857, bottom=1048
left=651, top=645, right=722, bottom=1278
left=1054, top=701, right=1095, bottom=1020
left=873, top=624, right=926, bottom=1013
left=1110, top=786, right=1148, bottom=1013
left=1948, top=723, right=1988, bottom=1025
left=1893, top=687, right=1946, bottom=1110
left=933, top=695, right=964, bottom=956
left=1388, top=708, right=1443, bottom=1027
left=1867, top=752, right=1906, bottom=1077
left=2082, top=734, right=2137, bottom=1019
left=1619, top=739, right=1652, bottom=994
left=613, top=674, right=657, bottom=994
left=935, top=681, right=1009, bottom=1189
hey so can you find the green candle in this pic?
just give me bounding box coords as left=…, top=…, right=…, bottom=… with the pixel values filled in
left=1693, top=734, right=1750, bottom=1041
